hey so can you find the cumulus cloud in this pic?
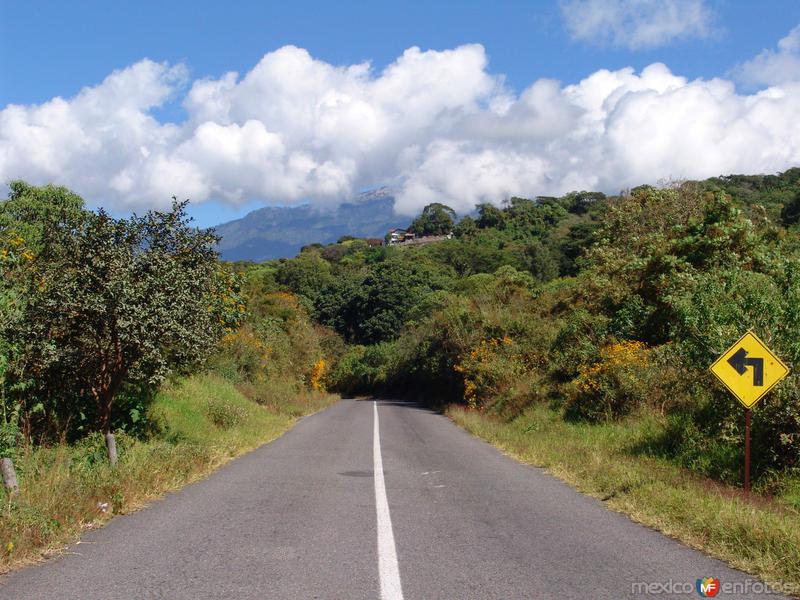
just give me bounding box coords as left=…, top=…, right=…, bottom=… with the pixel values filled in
left=559, top=0, right=717, bottom=50
left=1, top=45, right=501, bottom=212
left=735, top=25, right=800, bottom=87
left=396, top=63, right=800, bottom=214
left=1, top=40, right=800, bottom=217
left=0, top=60, right=188, bottom=209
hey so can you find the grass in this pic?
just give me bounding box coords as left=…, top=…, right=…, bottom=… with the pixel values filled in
left=0, top=373, right=338, bottom=574
left=447, top=403, right=800, bottom=594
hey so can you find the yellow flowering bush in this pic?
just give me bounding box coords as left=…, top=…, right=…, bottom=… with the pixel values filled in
left=214, top=326, right=273, bottom=382
left=309, top=358, right=326, bottom=391
left=566, top=340, right=652, bottom=421
left=454, top=336, right=526, bottom=411
left=208, top=289, right=331, bottom=400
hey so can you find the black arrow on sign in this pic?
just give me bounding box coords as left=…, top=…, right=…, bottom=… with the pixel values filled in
left=728, top=347, right=764, bottom=386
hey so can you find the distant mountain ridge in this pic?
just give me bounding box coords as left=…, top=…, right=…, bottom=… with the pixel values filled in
left=214, top=188, right=402, bottom=262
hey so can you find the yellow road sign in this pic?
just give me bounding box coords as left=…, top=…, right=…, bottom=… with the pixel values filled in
left=710, top=331, right=790, bottom=409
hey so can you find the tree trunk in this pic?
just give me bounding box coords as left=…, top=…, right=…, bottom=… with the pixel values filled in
left=96, top=337, right=127, bottom=466
left=1, top=457, right=19, bottom=493
left=105, top=432, right=118, bottom=466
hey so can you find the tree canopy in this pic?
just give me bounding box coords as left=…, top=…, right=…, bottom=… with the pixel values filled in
left=408, top=203, right=456, bottom=236
left=1, top=189, right=244, bottom=439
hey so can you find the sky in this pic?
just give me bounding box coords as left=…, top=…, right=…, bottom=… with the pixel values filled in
left=2, top=0, right=800, bottom=227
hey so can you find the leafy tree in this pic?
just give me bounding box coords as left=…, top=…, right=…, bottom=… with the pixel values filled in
left=314, top=272, right=365, bottom=341
left=6, top=197, right=244, bottom=451
left=476, top=203, right=506, bottom=229
left=0, top=181, right=86, bottom=253
left=558, top=221, right=600, bottom=276
left=408, top=203, right=456, bottom=236
left=500, top=197, right=567, bottom=241
left=421, top=234, right=525, bottom=277
left=0, top=230, right=31, bottom=458
left=321, top=244, right=349, bottom=263
left=706, top=168, right=800, bottom=221
left=583, top=185, right=766, bottom=346
left=315, top=258, right=453, bottom=344
left=524, top=241, right=559, bottom=282
left=561, top=191, right=607, bottom=215
left=453, top=215, right=477, bottom=238
left=780, top=191, right=800, bottom=227
left=0, top=182, right=87, bottom=445
left=275, top=251, right=334, bottom=302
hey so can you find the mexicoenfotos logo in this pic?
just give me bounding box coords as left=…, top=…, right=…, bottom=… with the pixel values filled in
left=696, top=577, right=720, bottom=597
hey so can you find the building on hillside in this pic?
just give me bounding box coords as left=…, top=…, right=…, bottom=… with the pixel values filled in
left=386, top=228, right=415, bottom=245
left=385, top=228, right=452, bottom=246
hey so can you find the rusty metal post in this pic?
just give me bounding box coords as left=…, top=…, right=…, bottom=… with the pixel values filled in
left=744, top=409, right=751, bottom=497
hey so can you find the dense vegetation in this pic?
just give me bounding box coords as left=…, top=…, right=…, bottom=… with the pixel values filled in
left=2, top=168, right=799, bottom=576
left=261, top=169, right=800, bottom=490
left=0, top=182, right=337, bottom=569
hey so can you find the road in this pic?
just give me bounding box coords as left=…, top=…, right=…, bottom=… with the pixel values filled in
left=0, top=399, right=786, bottom=599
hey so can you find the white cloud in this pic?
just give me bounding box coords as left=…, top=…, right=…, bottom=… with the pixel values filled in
left=398, top=62, right=800, bottom=215
left=560, top=0, right=717, bottom=50
left=1, top=41, right=800, bottom=217
left=0, top=60, right=187, bottom=210
left=735, top=25, right=800, bottom=87
left=1, top=45, right=500, bottom=212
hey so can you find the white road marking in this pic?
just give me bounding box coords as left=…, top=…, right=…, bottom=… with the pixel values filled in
left=373, top=401, right=404, bottom=600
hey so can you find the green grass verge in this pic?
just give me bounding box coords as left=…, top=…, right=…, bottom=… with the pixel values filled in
left=447, top=403, right=800, bottom=592
left=0, top=373, right=337, bottom=573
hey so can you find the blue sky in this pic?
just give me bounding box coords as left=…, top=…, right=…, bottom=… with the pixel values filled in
left=2, top=0, right=800, bottom=227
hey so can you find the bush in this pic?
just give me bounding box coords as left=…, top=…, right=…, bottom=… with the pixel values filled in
left=565, top=341, right=652, bottom=421
left=327, top=343, right=398, bottom=395
left=205, top=397, right=247, bottom=429
left=454, top=336, right=523, bottom=410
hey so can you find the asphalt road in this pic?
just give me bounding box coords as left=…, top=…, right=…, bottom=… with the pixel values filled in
left=0, top=399, right=787, bottom=599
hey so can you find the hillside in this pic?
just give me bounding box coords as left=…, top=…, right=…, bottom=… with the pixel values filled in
left=214, top=188, right=401, bottom=261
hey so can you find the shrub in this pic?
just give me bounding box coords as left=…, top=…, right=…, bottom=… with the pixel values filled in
left=210, top=326, right=271, bottom=383
left=308, top=359, right=326, bottom=391
left=205, top=397, right=247, bottom=429
left=327, top=343, right=398, bottom=395
left=454, top=336, right=521, bottom=410
left=565, top=340, right=652, bottom=421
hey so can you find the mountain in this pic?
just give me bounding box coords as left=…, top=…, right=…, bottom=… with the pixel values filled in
left=213, top=188, right=402, bottom=262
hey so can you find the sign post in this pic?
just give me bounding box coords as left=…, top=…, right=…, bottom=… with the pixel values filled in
left=744, top=408, right=750, bottom=495
left=709, top=330, right=789, bottom=496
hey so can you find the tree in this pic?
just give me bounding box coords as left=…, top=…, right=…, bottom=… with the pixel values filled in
left=350, top=259, right=452, bottom=343
left=408, top=203, right=456, bottom=236
left=0, top=226, right=30, bottom=476
left=558, top=221, right=600, bottom=276
left=275, top=251, right=334, bottom=302
left=453, top=215, right=477, bottom=238
left=561, top=191, right=607, bottom=215
left=0, top=182, right=85, bottom=449
left=6, top=196, right=244, bottom=458
left=780, top=191, right=800, bottom=227
left=476, top=203, right=506, bottom=229
left=0, top=181, right=86, bottom=254
left=524, top=241, right=559, bottom=282
left=315, top=258, right=453, bottom=344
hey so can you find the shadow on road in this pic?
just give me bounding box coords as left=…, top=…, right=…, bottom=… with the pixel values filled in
left=360, top=397, right=442, bottom=414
